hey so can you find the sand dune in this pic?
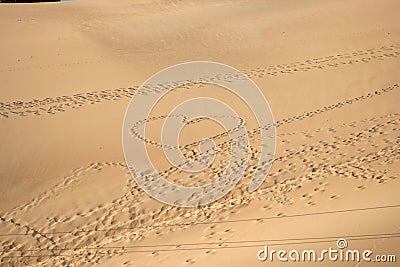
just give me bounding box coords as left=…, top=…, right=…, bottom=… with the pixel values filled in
left=0, top=0, right=399, bottom=266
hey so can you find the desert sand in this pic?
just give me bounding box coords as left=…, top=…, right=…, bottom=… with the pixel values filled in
left=0, top=0, right=399, bottom=266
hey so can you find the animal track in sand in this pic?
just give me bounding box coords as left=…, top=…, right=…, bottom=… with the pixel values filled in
left=128, top=84, right=398, bottom=154
left=3, top=86, right=391, bottom=230
left=0, top=44, right=399, bottom=119
left=0, top=60, right=107, bottom=73
left=184, top=257, right=196, bottom=264
left=121, top=260, right=133, bottom=266
left=205, top=249, right=216, bottom=255
left=1, top=113, right=398, bottom=265
left=1, top=52, right=399, bottom=265
left=306, top=201, right=317, bottom=206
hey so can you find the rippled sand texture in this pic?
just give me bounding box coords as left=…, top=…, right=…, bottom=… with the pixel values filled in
left=0, top=0, right=399, bottom=266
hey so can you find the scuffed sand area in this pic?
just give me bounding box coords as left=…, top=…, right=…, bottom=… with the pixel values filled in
left=0, top=0, right=399, bottom=266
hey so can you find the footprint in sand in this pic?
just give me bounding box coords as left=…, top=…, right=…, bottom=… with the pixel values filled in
left=356, top=185, right=367, bottom=190
left=205, top=249, right=216, bottom=255
left=185, top=258, right=196, bottom=264
left=307, top=201, right=317, bottom=206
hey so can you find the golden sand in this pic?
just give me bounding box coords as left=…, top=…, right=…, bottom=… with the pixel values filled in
left=0, top=0, right=399, bottom=266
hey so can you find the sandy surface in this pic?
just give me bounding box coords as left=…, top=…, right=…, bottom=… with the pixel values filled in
left=0, top=0, right=399, bottom=266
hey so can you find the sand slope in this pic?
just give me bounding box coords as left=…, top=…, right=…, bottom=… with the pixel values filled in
left=0, top=0, right=399, bottom=266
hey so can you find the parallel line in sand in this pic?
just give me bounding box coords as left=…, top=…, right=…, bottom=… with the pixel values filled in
left=1, top=204, right=399, bottom=237
left=1, top=232, right=399, bottom=252
left=2, top=234, right=400, bottom=258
